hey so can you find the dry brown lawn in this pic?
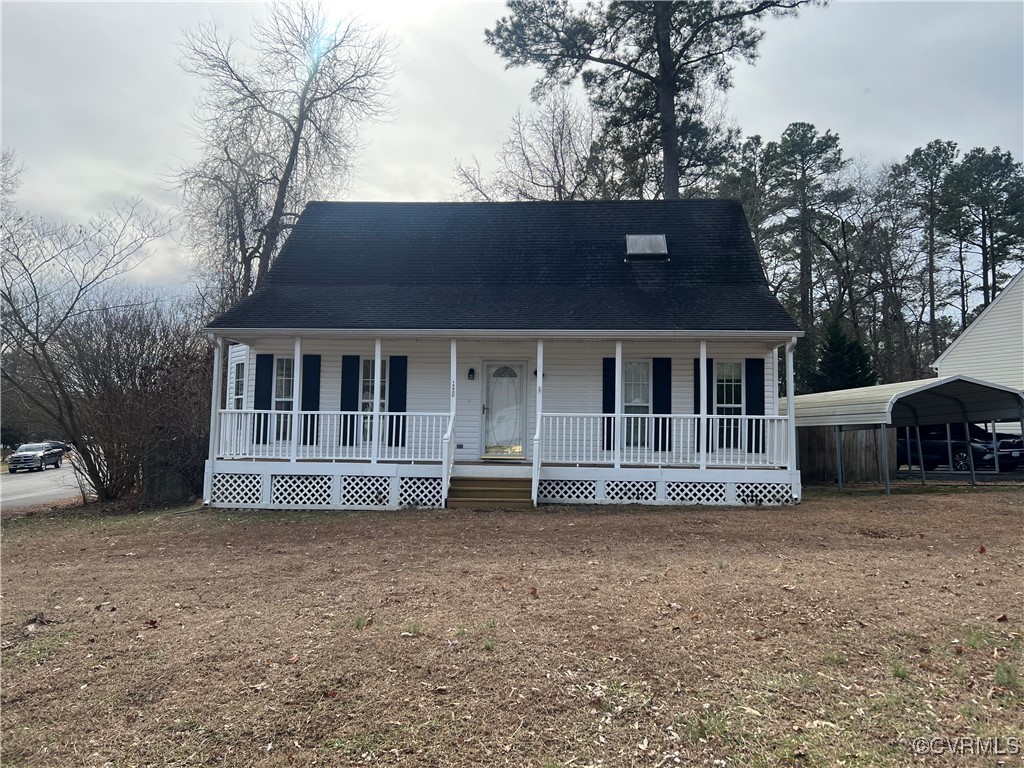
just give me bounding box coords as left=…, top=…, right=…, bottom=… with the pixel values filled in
left=2, top=489, right=1022, bottom=767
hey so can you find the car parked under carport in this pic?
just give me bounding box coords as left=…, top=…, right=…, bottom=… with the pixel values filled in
left=896, top=422, right=1023, bottom=472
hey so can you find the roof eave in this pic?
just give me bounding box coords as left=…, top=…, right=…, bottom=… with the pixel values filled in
left=205, top=326, right=804, bottom=342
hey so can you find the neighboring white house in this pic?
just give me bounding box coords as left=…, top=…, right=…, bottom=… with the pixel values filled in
left=932, top=269, right=1024, bottom=391
left=203, top=200, right=803, bottom=511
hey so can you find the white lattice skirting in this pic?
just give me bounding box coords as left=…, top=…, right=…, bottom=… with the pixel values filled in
left=272, top=474, right=332, bottom=506
left=735, top=482, right=793, bottom=506
left=210, top=471, right=444, bottom=510
left=537, top=477, right=796, bottom=506
left=211, top=473, right=262, bottom=506
left=210, top=468, right=796, bottom=509
left=399, top=477, right=443, bottom=508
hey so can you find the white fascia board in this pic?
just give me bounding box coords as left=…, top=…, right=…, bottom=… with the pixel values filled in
left=206, top=327, right=804, bottom=343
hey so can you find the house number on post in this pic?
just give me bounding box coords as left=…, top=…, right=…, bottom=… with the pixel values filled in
left=451, top=381, right=456, bottom=398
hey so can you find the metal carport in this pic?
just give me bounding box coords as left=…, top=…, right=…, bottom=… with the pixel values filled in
left=783, top=375, right=1024, bottom=493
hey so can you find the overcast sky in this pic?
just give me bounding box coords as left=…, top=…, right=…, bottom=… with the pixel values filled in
left=3, top=1, right=1022, bottom=290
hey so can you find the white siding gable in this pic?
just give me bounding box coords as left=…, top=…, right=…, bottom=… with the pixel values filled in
left=934, top=271, right=1024, bottom=391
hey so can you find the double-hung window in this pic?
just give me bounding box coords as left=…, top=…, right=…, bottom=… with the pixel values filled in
left=360, top=358, right=388, bottom=441
left=714, top=361, right=743, bottom=449
left=623, top=361, right=651, bottom=447
left=274, top=358, right=294, bottom=440
left=232, top=362, right=245, bottom=410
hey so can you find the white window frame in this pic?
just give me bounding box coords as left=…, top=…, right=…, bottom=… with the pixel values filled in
left=714, top=361, right=744, bottom=450
left=274, top=357, right=295, bottom=412
left=623, top=359, right=652, bottom=448
left=360, top=357, right=389, bottom=442
left=231, top=361, right=245, bottom=411
left=273, top=357, right=295, bottom=442
left=713, top=361, right=744, bottom=416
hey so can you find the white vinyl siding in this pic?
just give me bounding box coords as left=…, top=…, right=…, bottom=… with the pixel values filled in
left=223, top=338, right=780, bottom=460
left=934, top=272, right=1024, bottom=390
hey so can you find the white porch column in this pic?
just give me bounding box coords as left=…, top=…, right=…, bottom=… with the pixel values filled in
left=290, top=336, right=302, bottom=462
left=535, top=339, right=544, bottom=446
left=614, top=341, right=623, bottom=469
left=785, top=337, right=797, bottom=473
left=372, top=337, right=382, bottom=464
left=699, top=339, right=708, bottom=471
left=532, top=339, right=545, bottom=506
left=203, top=337, right=225, bottom=504
left=450, top=338, right=458, bottom=415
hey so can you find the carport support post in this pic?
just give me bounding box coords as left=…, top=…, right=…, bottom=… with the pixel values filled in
left=914, top=425, right=926, bottom=485
left=962, top=419, right=977, bottom=485
left=203, top=336, right=225, bottom=505
left=834, top=425, right=844, bottom=492
left=991, top=420, right=1000, bottom=473
left=880, top=423, right=891, bottom=495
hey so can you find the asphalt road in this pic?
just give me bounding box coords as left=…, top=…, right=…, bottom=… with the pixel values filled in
left=1, top=464, right=82, bottom=511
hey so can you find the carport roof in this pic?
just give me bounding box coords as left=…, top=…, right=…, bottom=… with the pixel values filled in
left=782, top=375, right=1024, bottom=428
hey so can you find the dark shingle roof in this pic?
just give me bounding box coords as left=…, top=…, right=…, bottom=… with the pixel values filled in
left=207, top=200, right=800, bottom=333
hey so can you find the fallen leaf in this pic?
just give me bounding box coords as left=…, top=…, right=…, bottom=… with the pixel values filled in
left=996, top=614, right=1008, bottom=622
left=286, top=655, right=299, bottom=664
left=978, top=545, right=986, bottom=555
left=781, top=584, right=795, bottom=592
left=529, top=587, right=538, bottom=599
left=145, top=619, right=158, bottom=629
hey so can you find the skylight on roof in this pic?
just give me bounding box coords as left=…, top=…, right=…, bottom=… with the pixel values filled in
left=625, top=234, right=669, bottom=261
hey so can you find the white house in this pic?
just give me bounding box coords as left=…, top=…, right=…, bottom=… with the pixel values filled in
left=932, top=269, right=1024, bottom=391
left=203, top=200, right=803, bottom=510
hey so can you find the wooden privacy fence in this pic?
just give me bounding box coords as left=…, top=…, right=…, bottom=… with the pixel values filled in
left=798, top=425, right=897, bottom=484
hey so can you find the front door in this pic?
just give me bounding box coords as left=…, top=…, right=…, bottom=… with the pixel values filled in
left=483, top=363, right=526, bottom=458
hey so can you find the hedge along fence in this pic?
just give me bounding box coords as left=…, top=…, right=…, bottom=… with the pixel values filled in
left=798, top=425, right=898, bottom=484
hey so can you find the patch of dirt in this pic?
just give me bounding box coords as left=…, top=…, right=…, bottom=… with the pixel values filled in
left=2, top=490, right=1021, bottom=766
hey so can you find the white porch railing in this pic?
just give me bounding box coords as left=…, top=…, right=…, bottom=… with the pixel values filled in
left=217, top=410, right=450, bottom=462
left=441, top=414, right=456, bottom=501
left=539, top=413, right=789, bottom=467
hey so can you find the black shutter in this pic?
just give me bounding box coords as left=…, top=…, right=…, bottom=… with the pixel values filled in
left=693, top=358, right=714, bottom=452
left=652, top=357, right=672, bottom=451
left=602, top=358, right=615, bottom=450
left=387, top=355, right=408, bottom=447
left=254, top=354, right=273, bottom=444
left=300, top=354, right=321, bottom=446
left=340, top=355, right=360, bottom=447
left=745, top=357, right=766, bottom=453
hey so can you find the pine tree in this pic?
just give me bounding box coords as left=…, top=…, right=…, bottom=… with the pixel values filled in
left=811, top=320, right=877, bottom=393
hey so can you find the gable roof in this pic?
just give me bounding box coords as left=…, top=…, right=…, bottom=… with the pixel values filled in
left=207, top=200, right=801, bottom=335
left=932, top=268, right=1024, bottom=369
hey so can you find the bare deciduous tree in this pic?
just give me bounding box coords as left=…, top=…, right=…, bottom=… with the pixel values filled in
left=454, top=91, right=608, bottom=202
left=1, top=161, right=170, bottom=500
left=177, top=1, right=395, bottom=304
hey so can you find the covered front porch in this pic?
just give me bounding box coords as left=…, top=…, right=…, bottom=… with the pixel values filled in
left=203, top=335, right=801, bottom=509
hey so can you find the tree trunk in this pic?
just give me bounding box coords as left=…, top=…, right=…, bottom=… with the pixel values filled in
left=653, top=3, right=679, bottom=200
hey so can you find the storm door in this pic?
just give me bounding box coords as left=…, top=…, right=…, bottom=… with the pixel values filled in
left=483, top=363, right=526, bottom=458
